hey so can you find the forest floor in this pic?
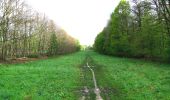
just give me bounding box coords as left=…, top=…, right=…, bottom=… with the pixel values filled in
left=0, top=51, right=170, bottom=100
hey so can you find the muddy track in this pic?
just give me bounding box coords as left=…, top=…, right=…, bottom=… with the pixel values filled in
left=79, top=55, right=96, bottom=100
left=78, top=53, right=120, bottom=100
left=78, top=54, right=105, bottom=100
left=86, top=62, right=103, bottom=100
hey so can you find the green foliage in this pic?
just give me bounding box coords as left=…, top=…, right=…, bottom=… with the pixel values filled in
left=0, top=0, right=80, bottom=60
left=48, top=33, right=58, bottom=56
left=27, top=54, right=39, bottom=58
left=94, top=0, right=170, bottom=62
left=94, top=32, right=105, bottom=53
left=75, top=40, right=81, bottom=51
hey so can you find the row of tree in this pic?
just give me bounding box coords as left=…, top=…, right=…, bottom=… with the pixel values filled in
left=94, top=0, right=170, bottom=61
left=0, top=0, right=80, bottom=61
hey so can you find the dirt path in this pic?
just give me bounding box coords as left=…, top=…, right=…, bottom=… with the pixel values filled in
left=86, top=62, right=103, bottom=100
left=78, top=52, right=121, bottom=100
left=80, top=61, right=103, bottom=100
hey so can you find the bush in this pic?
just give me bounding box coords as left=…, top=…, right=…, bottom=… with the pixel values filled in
left=27, top=54, right=39, bottom=58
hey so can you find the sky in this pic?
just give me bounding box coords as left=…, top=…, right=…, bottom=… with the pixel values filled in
left=26, top=0, right=120, bottom=45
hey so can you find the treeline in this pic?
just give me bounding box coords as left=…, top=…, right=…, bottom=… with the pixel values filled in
left=0, top=0, right=80, bottom=60
left=94, top=0, right=170, bottom=61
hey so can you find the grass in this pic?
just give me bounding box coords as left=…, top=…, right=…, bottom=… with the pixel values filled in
left=0, top=52, right=86, bottom=100
left=88, top=51, right=170, bottom=100
left=0, top=50, right=170, bottom=100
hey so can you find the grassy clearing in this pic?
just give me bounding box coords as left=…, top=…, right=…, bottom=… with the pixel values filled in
left=0, top=52, right=85, bottom=100
left=88, top=51, right=170, bottom=100
left=1, top=50, right=170, bottom=100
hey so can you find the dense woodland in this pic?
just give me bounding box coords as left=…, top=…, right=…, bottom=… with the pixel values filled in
left=94, top=0, right=170, bottom=61
left=0, top=0, right=80, bottom=61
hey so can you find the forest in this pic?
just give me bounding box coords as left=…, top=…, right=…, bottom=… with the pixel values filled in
left=0, top=0, right=80, bottom=61
left=94, top=0, right=170, bottom=62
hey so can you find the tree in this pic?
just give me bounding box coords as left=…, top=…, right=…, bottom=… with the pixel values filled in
left=94, top=0, right=170, bottom=62
left=48, top=33, right=58, bottom=56
left=94, top=32, right=105, bottom=53
left=0, top=0, right=80, bottom=61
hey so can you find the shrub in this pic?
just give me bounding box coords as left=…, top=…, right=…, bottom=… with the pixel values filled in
left=27, top=54, right=39, bottom=58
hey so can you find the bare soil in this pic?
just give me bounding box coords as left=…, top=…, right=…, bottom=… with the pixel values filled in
left=0, top=56, right=48, bottom=64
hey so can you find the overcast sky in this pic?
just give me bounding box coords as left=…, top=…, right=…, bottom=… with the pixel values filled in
left=26, top=0, right=120, bottom=45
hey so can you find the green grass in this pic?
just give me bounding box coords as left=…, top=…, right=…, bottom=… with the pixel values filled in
left=88, top=51, right=170, bottom=100
left=1, top=51, right=170, bottom=100
left=0, top=52, right=86, bottom=100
